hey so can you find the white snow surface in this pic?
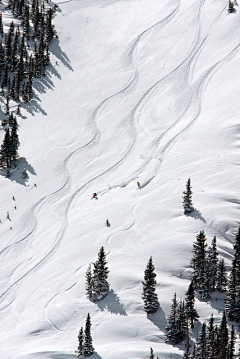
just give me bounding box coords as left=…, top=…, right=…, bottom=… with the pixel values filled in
left=1, top=0, right=240, bottom=357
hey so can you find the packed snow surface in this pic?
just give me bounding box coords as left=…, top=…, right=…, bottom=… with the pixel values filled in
left=1, top=0, right=240, bottom=357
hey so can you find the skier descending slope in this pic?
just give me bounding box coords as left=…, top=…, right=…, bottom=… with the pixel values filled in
left=91, top=193, right=98, bottom=200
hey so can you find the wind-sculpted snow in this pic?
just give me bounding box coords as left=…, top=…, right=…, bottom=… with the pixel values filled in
left=1, top=0, right=240, bottom=358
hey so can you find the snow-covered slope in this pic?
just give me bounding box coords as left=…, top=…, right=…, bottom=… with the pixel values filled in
left=1, top=0, right=240, bottom=357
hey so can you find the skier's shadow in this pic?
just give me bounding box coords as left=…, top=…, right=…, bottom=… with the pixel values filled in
left=95, top=289, right=127, bottom=316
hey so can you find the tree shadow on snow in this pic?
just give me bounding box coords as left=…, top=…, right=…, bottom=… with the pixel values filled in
left=186, top=208, right=206, bottom=223
left=95, top=289, right=127, bottom=316
left=0, top=157, right=36, bottom=186
left=48, top=353, right=103, bottom=359
left=16, top=38, right=73, bottom=118
left=147, top=306, right=167, bottom=333
left=207, top=292, right=227, bottom=312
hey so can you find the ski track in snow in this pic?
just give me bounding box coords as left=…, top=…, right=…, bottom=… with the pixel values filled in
left=1, top=0, right=240, bottom=338
left=0, top=4, right=183, bottom=307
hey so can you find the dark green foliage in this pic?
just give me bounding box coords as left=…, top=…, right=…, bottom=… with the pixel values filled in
left=0, top=13, right=3, bottom=36
left=85, top=264, right=93, bottom=299
left=0, top=127, right=11, bottom=168
left=226, top=226, right=240, bottom=322
left=142, top=256, right=159, bottom=314
left=149, top=347, right=154, bottom=359
left=76, top=327, right=84, bottom=358
left=182, top=178, right=193, bottom=214
left=83, top=313, right=94, bottom=357
left=227, top=326, right=236, bottom=359
left=206, top=315, right=216, bottom=359
left=185, top=279, right=199, bottom=328
left=183, top=336, right=191, bottom=359
left=206, top=236, right=219, bottom=292
left=45, top=8, right=54, bottom=44
left=86, top=247, right=110, bottom=302
left=196, top=322, right=207, bottom=359
left=217, top=311, right=228, bottom=359
left=165, top=293, right=187, bottom=345
left=190, top=231, right=209, bottom=299
left=216, top=258, right=228, bottom=292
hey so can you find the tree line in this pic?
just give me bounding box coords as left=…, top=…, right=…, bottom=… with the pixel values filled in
left=0, top=0, right=57, bottom=172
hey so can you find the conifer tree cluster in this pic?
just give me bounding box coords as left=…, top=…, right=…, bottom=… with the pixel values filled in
left=0, top=1, right=56, bottom=104
left=182, top=311, right=237, bottom=359
left=0, top=112, right=19, bottom=169
left=76, top=313, right=94, bottom=358
left=85, top=246, right=110, bottom=302
left=190, top=231, right=227, bottom=300
left=142, top=256, right=159, bottom=314
left=165, top=284, right=199, bottom=345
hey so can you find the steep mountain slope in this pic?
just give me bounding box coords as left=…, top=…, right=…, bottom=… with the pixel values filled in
left=1, top=0, right=240, bottom=358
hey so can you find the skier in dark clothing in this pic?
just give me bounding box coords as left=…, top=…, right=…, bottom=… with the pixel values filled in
left=92, top=193, right=98, bottom=200
left=106, top=219, right=110, bottom=227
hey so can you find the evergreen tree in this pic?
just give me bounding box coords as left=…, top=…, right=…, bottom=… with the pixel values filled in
left=85, top=264, right=93, bottom=299
left=190, top=343, right=196, bottom=359
left=206, top=315, right=216, bottom=359
left=185, top=279, right=199, bottom=328
left=216, top=258, right=228, bottom=292
left=206, top=236, right=219, bottom=292
left=217, top=311, right=228, bottom=359
left=0, top=41, right=5, bottom=76
left=45, top=8, right=54, bottom=44
left=226, top=259, right=237, bottom=321
left=142, top=256, right=159, bottom=314
left=0, top=127, right=11, bottom=168
left=190, top=231, right=209, bottom=299
left=76, top=327, right=84, bottom=358
left=149, top=347, right=154, bottom=359
left=196, top=322, right=207, bottom=359
left=183, top=336, right=191, bottom=359
left=83, top=313, right=94, bottom=357
left=176, top=298, right=188, bottom=342
left=165, top=293, right=179, bottom=344
left=182, top=178, right=193, bottom=214
left=91, top=246, right=109, bottom=302
left=227, top=326, right=236, bottom=359
left=23, top=4, right=30, bottom=40
left=226, top=227, right=240, bottom=322
left=10, top=115, right=20, bottom=165
left=0, top=13, right=3, bottom=36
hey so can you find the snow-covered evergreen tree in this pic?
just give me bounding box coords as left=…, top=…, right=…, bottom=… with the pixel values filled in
left=182, top=178, right=193, bottom=214
left=83, top=313, right=94, bottom=357
left=142, top=256, right=159, bottom=314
